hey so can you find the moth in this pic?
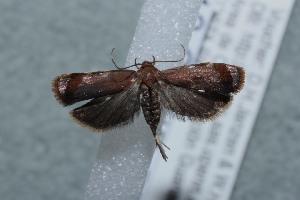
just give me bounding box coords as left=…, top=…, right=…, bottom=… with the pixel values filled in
left=52, top=47, right=245, bottom=161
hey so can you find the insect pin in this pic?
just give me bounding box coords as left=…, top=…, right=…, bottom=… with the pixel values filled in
left=52, top=45, right=245, bottom=161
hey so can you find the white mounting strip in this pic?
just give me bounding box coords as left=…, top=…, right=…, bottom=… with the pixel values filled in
left=84, top=1, right=203, bottom=200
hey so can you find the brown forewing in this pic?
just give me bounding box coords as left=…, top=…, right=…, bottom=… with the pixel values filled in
left=159, top=63, right=245, bottom=95
left=52, top=70, right=136, bottom=106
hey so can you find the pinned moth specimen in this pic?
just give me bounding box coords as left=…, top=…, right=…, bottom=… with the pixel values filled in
left=52, top=47, right=245, bottom=161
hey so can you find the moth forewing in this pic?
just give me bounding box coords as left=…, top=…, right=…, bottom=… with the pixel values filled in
left=52, top=70, right=136, bottom=106
left=160, top=63, right=245, bottom=95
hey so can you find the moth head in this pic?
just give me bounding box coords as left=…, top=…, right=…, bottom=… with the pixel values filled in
left=140, top=61, right=155, bottom=69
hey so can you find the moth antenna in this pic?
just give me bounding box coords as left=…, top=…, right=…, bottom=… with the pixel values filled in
left=155, top=44, right=185, bottom=63
left=121, top=58, right=142, bottom=70
left=152, top=55, right=156, bottom=64
left=111, top=48, right=122, bottom=69
left=134, top=58, right=140, bottom=69
left=111, top=48, right=141, bottom=70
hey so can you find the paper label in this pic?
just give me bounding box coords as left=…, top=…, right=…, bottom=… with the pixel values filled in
left=141, top=0, right=295, bottom=200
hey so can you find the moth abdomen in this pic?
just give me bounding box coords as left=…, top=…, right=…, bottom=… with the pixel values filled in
left=140, top=84, right=161, bottom=128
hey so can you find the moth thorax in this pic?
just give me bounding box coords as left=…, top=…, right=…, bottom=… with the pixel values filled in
left=138, top=65, right=158, bottom=87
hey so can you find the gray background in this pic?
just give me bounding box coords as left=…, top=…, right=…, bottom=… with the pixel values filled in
left=0, top=0, right=299, bottom=200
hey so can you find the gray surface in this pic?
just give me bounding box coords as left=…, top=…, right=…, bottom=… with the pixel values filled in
left=0, top=1, right=299, bottom=200
left=0, top=1, right=143, bottom=200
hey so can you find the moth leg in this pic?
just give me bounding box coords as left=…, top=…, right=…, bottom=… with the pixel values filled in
left=160, top=139, right=170, bottom=150
left=152, top=128, right=168, bottom=161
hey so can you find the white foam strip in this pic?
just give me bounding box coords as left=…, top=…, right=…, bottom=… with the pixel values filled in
left=84, top=1, right=203, bottom=200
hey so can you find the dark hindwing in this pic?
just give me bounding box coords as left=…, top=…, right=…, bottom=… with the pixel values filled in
left=157, top=63, right=245, bottom=121
left=157, top=80, right=231, bottom=121
left=71, top=82, right=141, bottom=131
